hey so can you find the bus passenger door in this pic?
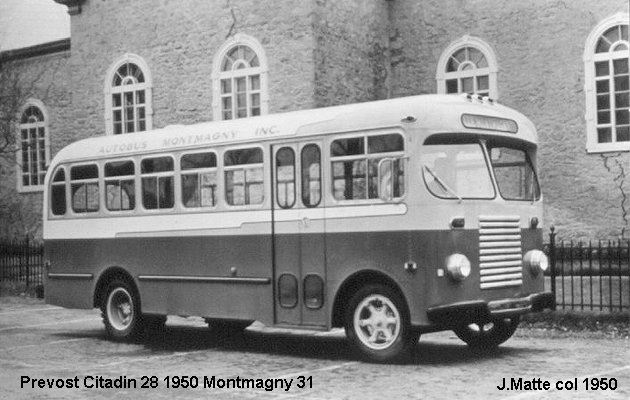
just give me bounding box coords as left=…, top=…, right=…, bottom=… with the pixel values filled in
left=272, top=141, right=327, bottom=328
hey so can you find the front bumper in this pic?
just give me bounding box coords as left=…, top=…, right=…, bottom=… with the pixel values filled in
left=426, top=292, right=555, bottom=327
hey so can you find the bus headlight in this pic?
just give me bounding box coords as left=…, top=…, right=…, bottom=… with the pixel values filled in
left=445, top=253, right=471, bottom=281
left=524, top=250, right=548, bottom=275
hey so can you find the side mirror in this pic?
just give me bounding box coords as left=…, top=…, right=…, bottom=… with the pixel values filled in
left=378, top=158, right=393, bottom=201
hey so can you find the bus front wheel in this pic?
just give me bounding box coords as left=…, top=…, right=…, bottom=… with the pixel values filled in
left=101, top=279, right=143, bottom=340
left=453, top=317, right=520, bottom=350
left=345, top=284, right=419, bottom=363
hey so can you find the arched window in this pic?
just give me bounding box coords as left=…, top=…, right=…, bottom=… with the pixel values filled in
left=584, top=13, right=629, bottom=153
left=212, top=34, right=269, bottom=120
left=104, top=54, right=153, bottom=135
left=436, top=36, right=499, bottom=99
left=17, top=100, right=49, bottom=191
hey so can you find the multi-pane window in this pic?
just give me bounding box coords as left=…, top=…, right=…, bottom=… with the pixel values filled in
left=444, top=47, right=490, bottom=96
left=437, top=37, right=498, bottom=99
left=224, top=147, right=264, bottom=206
left=181, top=152, right=218, bottom=208
left=331, top=134, right=405, bottom=201
left=18, top=104, right=48, bottom=189
left=593, top=25, right=629, bottom=145
left=141, top=157, right=174, bottom=210
left=219, top=45, right=262, bottom=120
left=105, top=160, right=136, bottom=211
left=111, top=62, right=147, bottom=134
left=70, top=164, right=99, bottom=213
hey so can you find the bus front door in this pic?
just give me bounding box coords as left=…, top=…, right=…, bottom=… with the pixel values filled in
left=272, top=142, right=327, bottom=328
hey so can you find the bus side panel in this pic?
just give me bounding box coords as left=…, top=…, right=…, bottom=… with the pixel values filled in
left=324, top=229, right=429, bottom=327
left=325, top=228, right=546, bottom=327
left=44, top=241, right=97, bottom=309
left=44, top=234, right=274, bottom=323
left=45, top=276, right=95, bottom=309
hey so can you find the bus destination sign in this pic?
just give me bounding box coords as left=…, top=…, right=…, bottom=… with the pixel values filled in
left=461, top=113, right=518, bottom=134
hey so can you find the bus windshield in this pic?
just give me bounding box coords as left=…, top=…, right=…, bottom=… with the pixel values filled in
left=488, top=144, right=540, bottom=201
left=421, top=143, right=495, bottom=199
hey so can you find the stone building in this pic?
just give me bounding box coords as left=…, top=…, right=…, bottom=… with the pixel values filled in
left=0, top=0, right=628, bottom=240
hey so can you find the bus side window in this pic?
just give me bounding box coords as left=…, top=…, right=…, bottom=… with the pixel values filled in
left=331, top=134, right=404, bottom=201
left=181, top=152, right=218, bottom=208
left=141, top=156, right=174, bottom=210
left=51, top=167, right=66, bottom=216
left=368, top=134, right=405, bottom=199
left=224, top=147, right=264, bottom=206
left=105, top=160, right=135, bottom=211
left=276, top=147, right=296, bottom=208
left=70, top=164, right=99, bottom=213
left=331, top=137, right=366, bottom=200
left=301, top=144, right=321, bottom=207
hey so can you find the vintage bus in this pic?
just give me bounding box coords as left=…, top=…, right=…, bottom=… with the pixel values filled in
left=43, top=94, right=554, bottom=362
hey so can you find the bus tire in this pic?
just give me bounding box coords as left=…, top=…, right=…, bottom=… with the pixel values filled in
left=344, top=284, right=419, bottom=363
left=101, top=279, right=143, bottom=340
left=453, top=316, right=520, bottom=350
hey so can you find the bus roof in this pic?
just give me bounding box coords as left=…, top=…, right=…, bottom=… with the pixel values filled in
left=48, top=94, right=537, bottom=167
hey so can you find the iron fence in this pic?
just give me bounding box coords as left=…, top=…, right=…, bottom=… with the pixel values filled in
left=545, top=227, right=630, bottom=312
left=0, top=237, right=44, bottom=288
left=1, top=230, right=628, bottom=313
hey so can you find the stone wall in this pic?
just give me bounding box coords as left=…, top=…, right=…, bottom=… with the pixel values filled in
left=391, top=0, right=630, bottom=239
left=0, top=49, right=71, bottom=239
left=68, top=0, right=316, bottom=133
left=1, top=0, right=629, bottom=241
left=312, top=0, right=390, bottom=107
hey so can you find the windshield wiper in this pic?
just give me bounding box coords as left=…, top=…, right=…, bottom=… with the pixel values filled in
left=423, top=165, right=463, bottom=203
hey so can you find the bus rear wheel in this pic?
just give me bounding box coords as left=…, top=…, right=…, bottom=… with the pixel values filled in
left=453, top=316, right=520, bottom=350
left=345, top=284, right=419, bottom=363
left=101, top=279, right=143, bottom=340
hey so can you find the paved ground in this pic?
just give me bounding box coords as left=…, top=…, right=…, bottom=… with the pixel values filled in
left=1, top=296, right=629, bottom=399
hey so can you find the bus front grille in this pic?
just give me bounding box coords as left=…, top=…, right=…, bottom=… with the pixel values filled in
left=478, top=216, right=522, bottom=290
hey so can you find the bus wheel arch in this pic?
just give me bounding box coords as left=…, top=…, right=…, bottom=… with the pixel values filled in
left=332, top=270, right=407, bottom=328
left=93, top=266, right=137, bottom=309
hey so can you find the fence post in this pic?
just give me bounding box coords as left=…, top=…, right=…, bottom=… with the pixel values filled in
left=549, top=226, right=556, bottom=310
left=25, top=235, right=30, bottom=288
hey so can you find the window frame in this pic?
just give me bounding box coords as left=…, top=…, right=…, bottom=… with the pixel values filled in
left=50, top=166, right=67, bottom=217
left=223, top=146, right=266, bottom=208
left=180, top=150, right=219, bottom=209
left=16, top=100, right=50, bottom=193
left=584, top=13, right=630, bottom=153
left=436, top=35, right=499, bottom=99
left=104, top=159, right=137, bottom=213
left=69, top=163, right=100, bottom=214
left=104, top=53, right=153, bottom=135
left=275, top=146, right=297, bottom=209
left=140, top=155, right=175, bottom=211
left=329, top=132, right=406, bottom=204
left=212, top=34, right=269, bottom=121
left=301, top=144, right=322, bottom=208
